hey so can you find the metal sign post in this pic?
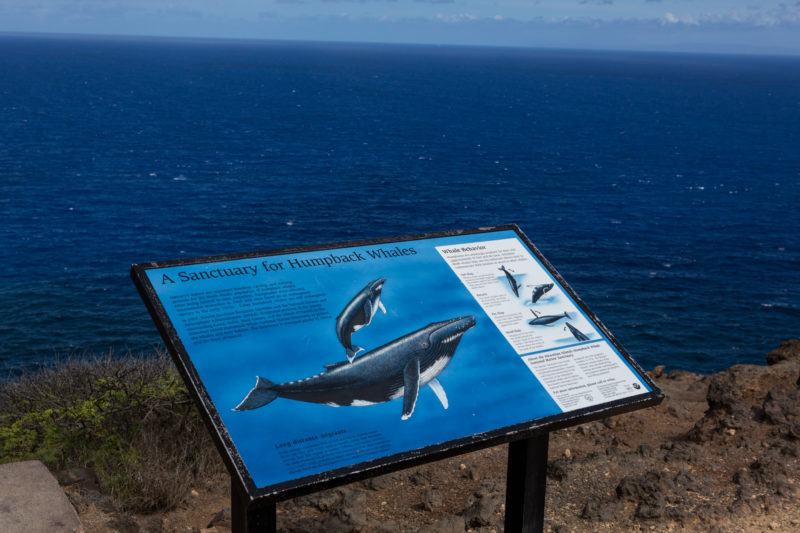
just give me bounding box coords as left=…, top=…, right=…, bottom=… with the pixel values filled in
left=231, top=482, right=276, bottom=533
left=505, top=433, right=550, bottom=532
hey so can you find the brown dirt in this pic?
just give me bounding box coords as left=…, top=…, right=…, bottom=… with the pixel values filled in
left=62, top=339, right=800, bottom=532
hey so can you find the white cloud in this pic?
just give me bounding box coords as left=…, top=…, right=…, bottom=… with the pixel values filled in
left=434, top=12, right=477, bottom=23
left=656, top=2, right=796, bottom=27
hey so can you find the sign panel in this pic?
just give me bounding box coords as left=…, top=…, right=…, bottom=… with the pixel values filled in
left=131, top=225, right=661, bottom=502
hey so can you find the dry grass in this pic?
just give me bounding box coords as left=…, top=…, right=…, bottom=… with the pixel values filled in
left=0, top=350, right=224, bottom=513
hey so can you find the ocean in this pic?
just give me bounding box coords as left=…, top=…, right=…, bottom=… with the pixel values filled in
left=1, top=34, right=798, bottom=376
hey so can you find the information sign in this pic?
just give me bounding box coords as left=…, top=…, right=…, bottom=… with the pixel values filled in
left=131, top=225, right=662, bottom=506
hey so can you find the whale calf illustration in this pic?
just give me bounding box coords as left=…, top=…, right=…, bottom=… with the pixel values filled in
left=529, top=283, right=554, bottom=303
left=234, top=316, right=476, bottom=420
left=498, top=265, right=521, bottom=297
left=528, top=310, right=570, bottom=326
left=565, top=322, right=590, bottom=341
left=335, top=278, right=386, bottom=362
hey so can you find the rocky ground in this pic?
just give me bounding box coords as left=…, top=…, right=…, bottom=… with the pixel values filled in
left=60, top=339, right=800, bottom=532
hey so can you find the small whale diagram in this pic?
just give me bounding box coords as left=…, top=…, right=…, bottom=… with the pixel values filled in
left=528, top=310, right=570, bottom=326
left=498, top=265, right=521, bottom=297
left=565, top=322, right=590, bottom=341
left=335, top=278, right=386, bottom=362
left=234, top=316, right=476, bottom=420
left=529, top=283, right=554, bottom=304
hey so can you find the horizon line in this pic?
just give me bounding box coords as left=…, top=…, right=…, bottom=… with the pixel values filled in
left=2, top=30, right=799, bottom=59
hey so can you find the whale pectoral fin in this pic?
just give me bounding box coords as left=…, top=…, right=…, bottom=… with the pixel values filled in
left=427, top=378, right=448, bottom=410
left=233, top=377, right=278, bottom=411
left=401, top=359, right=421, bottom=420
left=378, top=300, right=386, bottom=314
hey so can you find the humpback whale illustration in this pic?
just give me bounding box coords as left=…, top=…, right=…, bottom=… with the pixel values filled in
left=498, top=265, right=521, bottom=297
left=234, top=316, right=476, bottom=420
left=335, top=278, right=386, bottom=362
left=529, top=283, right=554, bottom=303
left=528, top=310, right=570, bottom=326
left=565, top=322, right=590, bottom=341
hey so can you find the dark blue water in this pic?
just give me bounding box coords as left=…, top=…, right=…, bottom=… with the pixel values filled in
left=1, top=34, right=798, bottom=375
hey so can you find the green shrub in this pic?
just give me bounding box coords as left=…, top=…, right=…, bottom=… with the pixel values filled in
left=0, top=351, right=223, bottom=512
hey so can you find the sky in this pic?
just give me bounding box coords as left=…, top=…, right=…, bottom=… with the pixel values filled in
left=1, top=0, right=799, bottom=54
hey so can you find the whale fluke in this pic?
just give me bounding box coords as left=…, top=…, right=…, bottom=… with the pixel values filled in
left=346, top=345, right=363, bottom=363
left=233, top=377, right=278, bottom=411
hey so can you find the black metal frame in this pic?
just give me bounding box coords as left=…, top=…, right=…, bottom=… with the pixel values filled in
left=131, top=224, right=663, bottom=531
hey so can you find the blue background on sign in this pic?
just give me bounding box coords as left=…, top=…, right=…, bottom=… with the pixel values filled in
left=147, top=230, right=644, bottom=488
